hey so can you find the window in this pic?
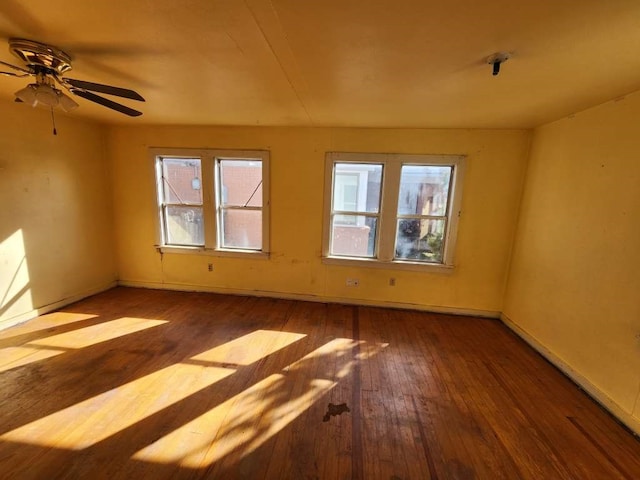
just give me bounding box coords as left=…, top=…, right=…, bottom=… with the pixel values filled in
left=323, top=153, right=465, bottom=269
left=217, top=159, right=263, bottom=250
left=157, top=157, right=204, bottom=247
left=329, top=163, right=382, bottom=257
left=153, top=148, right=269, bottom=256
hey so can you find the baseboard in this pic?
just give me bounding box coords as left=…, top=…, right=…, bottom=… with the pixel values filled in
left=501, top=313, right=640, bottom=437
left=117, top=280, right=501, bottom=319
left=0, top=280, right=118, bottom=332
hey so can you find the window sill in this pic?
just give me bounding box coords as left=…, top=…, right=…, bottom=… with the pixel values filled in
left=156, top=245, right=269, bottom=260
left=322, top=256, right=454, bottom=273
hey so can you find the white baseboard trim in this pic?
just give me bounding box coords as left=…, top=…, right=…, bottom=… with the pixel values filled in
left=501, top=313, right=640, bottom=437
left=0, top=281, right=118, bottom=332
left=117, top=280, right=501, bottom=319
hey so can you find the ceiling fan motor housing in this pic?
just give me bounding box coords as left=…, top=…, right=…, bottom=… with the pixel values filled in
left=10, top=38, right=72, bottom=75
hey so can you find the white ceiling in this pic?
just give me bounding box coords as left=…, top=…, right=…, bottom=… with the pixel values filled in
left=1, top=0, right=640, bottom=128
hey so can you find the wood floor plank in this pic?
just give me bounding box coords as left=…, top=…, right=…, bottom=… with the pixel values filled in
left=0, top=287, right=638, bottom=479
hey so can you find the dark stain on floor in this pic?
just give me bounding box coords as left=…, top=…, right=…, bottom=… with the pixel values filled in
left=323, top=402, right=350, bottom=422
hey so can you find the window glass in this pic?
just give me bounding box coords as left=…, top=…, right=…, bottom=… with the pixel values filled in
left=220, top=209, right=262, bottom=250
left=161, top=158, right=202, bottom=205
left=395, top=218, right=445, bottom=263
left=394, top=164, right=452, bottom=262
left=397, top=165, right=451, bottom=216
left=330, top=163, right=382, bottom=258
left=219, top=160, right=263, bottom=207
left=333, top=163, right=382, bottom=213
left=331, top=216, right=377, bottom=258
left=164, top=205, right=204, bottom=246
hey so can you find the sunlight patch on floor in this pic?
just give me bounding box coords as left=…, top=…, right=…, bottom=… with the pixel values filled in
left=191, top=330, right=306, bottom=366
left=0, top=362, right=235, bottom=449
left=0, top=312, right=98, bottom=341
left=0, top=329, right=310, bottom=451
left=132, top=338, right=387, bottom=468
left=0, top=345, right=66, bottom=372
left=0, top=317, right=167, bottom=372
left=132, top=373, right=335, bottom=468
left=28, top=317, right=167, bottom=349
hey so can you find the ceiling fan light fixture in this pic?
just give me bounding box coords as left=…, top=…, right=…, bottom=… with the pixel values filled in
left=34, top=83, right=59, bottom=107
left=15, top=83, right=78, bottom=112
left=57, top=90, right=79, bottom=112
left=15, top=84, right=38, bottom=106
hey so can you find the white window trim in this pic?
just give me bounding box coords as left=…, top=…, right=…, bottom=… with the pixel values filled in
left=151, top=147, right=270, bottom=258
left=322, top=152, right=465, bottom=272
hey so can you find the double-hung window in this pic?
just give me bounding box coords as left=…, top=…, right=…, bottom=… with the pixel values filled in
left=323, top=152, right=465, bottom=269
left=216, top=159, right=264, bottom=250
left=153, top=148, right=269, bottom=256
left=157, top=157, right=205, bottom=247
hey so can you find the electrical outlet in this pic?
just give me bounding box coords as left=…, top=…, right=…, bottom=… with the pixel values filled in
left=346, top=278, right=359, bottom=287
left=207, top=263, right=214, bottom=272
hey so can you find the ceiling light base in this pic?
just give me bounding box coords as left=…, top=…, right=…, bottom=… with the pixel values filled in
left=487, top=52, right=511, bottom=76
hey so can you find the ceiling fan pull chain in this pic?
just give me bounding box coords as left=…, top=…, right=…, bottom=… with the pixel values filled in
left=51, top=107, right=57, bottom=135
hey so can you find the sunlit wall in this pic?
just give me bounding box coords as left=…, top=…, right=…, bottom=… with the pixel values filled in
left=0, top=102, right=117, bottom=329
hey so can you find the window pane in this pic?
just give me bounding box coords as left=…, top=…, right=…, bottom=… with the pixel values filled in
left=333, top=163, right=382, bottom=213
left=397, top=165, right=451, bottom=216
left=395, top=218, right=445, bottom=263
left=219, top=160, right=263, bottom=207
left=221, top=209, right=262, bottom=250
left=161, top=158, right=202, bottom=205
left=331, top=216, right=377, bottom=257
left=165, top=206, right=204, bottom=246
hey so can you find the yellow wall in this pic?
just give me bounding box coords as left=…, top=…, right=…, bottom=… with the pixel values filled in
left=108, top=126, right=530, bottom=315
left=4, top=91, right=638, bottom=432
left=0, top=103, right=116, bottom=329
left=503, top=91, right=640, bottom=432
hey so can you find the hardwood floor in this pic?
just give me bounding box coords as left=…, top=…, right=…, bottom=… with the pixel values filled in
left=0, top=287, right=638, bottom=479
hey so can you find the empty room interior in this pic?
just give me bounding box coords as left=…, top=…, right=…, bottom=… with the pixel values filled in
left=1, top=1, right=639, bottom=478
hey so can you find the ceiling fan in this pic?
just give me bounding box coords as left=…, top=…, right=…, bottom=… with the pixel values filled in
left=0, top=38, right=145, bottom=117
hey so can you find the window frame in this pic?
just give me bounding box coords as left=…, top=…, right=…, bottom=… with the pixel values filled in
left=322, top=152, right=465, bottom=271
left=215, top=157, right=266, bottom=252
left=329, top=162, right=384, bottom=258
left=152, top=147, right=270, bottom=258
left=156, top=156, right=205, bottom=248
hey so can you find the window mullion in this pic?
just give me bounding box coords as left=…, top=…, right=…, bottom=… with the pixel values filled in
left=223, top=205, right=263, bottom=212
left=331, top=210, right=379, bottom=217
left=396, top=214, right=447, bottom=221
left=261, top=152, right=270, bottom=253
left=201, top=155, right=216, bottom=249
left=378, top=160, right=400, bottom=261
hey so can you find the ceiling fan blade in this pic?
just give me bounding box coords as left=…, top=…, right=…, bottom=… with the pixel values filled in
left=0, top=59, right=31, bottom=74
left=1, top=70, right=27, bottom=77
left=71, top=89, right=143, bottom=117
left=63, top=77, right=144, bottom=101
